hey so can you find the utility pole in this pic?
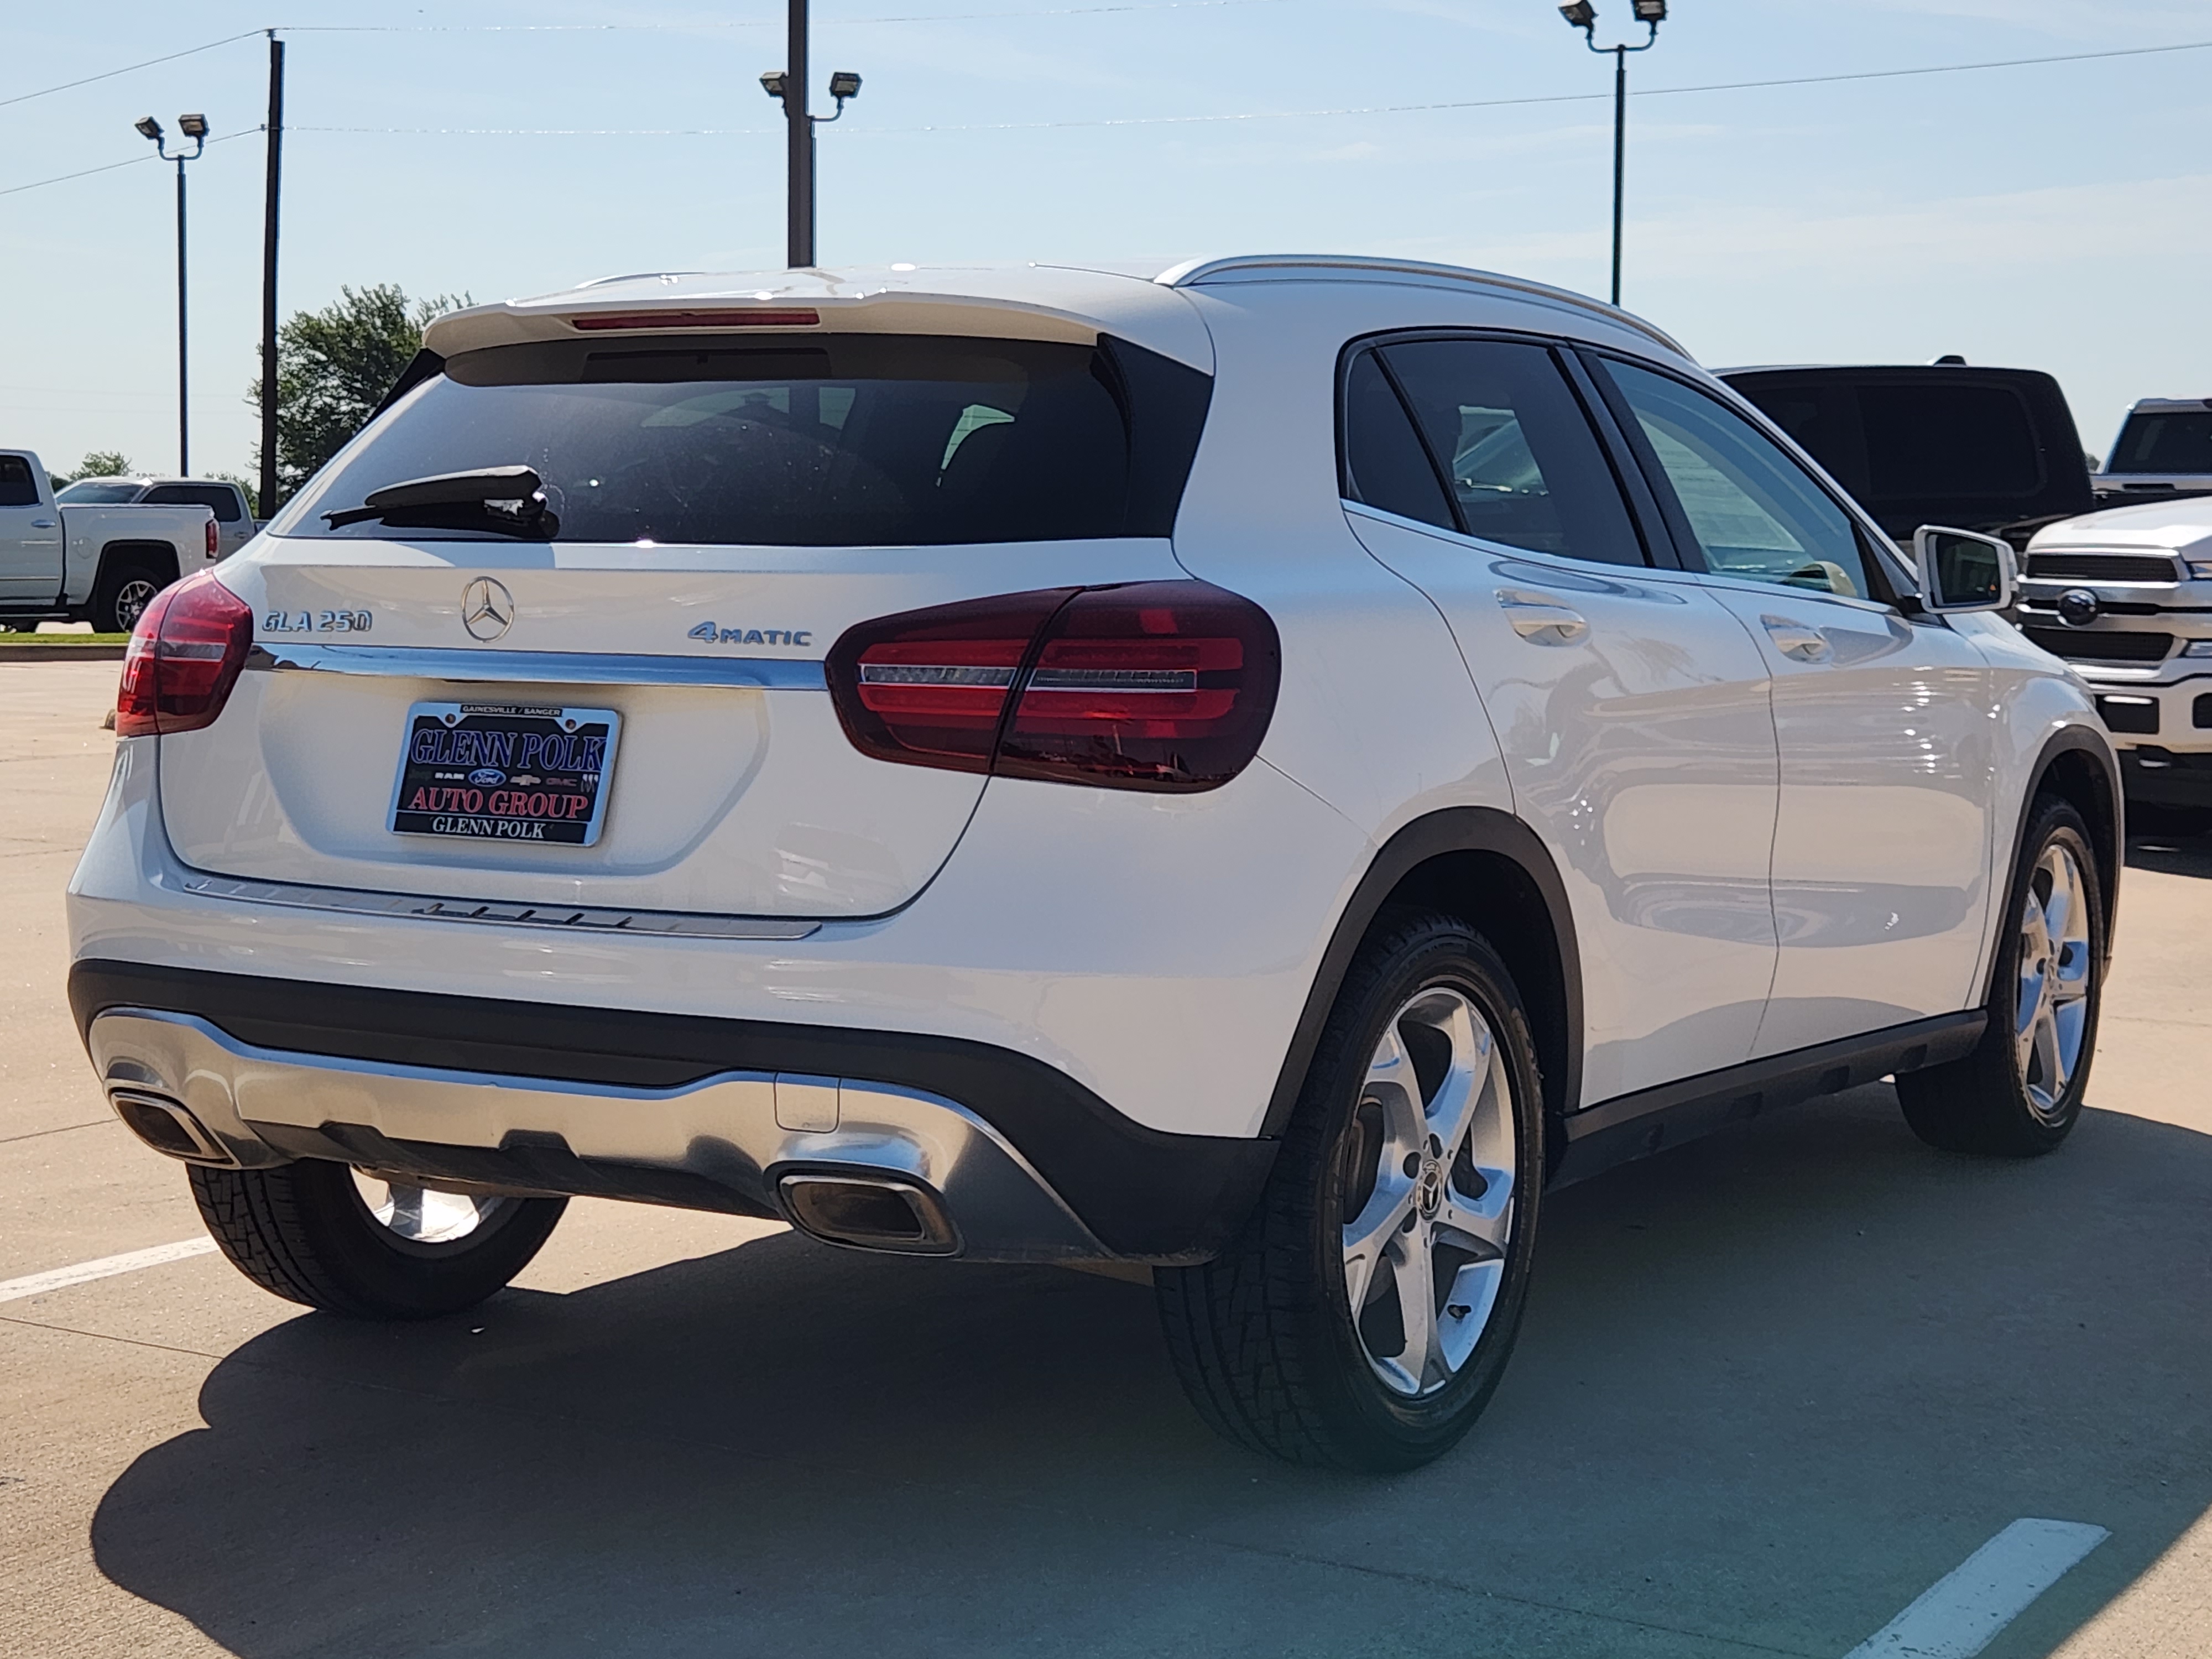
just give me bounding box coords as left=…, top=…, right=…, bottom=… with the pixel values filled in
left=786, top=0, right=812, bottom=268
left=761, top=15, right=862, bottom=270
left=260, top=34, right=285, bottom=517
left=135, top=114, right=207, bottom=474
left=1558, top=2, right=1667, bottom=309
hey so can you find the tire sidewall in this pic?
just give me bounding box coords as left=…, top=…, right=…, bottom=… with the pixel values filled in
left=293, top=1160, right=567, bottom=1318
left=1290, top=918, right=1546, bottom=1469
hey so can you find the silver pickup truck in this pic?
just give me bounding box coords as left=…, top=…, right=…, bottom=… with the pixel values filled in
left=0, top=449, right=221, bottom=633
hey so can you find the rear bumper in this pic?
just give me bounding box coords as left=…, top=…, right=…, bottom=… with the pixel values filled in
left=71, top=959, right=1276, bottom=1262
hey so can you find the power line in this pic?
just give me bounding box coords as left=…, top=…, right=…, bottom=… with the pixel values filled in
left=0, top=127, right=259, bottom=199
left=0, top=30, right=264, bottom=112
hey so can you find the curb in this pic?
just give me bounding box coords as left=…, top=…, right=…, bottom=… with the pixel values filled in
left=0, top=646, right=128, bottom=662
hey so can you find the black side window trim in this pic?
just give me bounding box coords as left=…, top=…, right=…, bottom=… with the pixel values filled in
left=1575, top=347, right=1905, bottom=609
left=1334, top=327, right=1661, bottom=570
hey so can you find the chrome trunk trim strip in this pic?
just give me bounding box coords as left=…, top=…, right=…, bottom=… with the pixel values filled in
left=245, top=643, right=828, bottom=690
left=175, top=871, right=823, bottom=941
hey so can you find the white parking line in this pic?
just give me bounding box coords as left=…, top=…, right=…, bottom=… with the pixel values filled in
left=1845, top=1518, right=2110, bottom=1658
left=0, top=1237, right=217, bottom=1304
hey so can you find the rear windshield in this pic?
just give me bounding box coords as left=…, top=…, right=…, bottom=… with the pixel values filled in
left=55, top=481, right=144, bottom=504
left=2110, top=409, right=2212, bottom=475
left=272, top=333, right=1211, bottom=545
left=143, top=482, right=245, bottom=521
left=1859, top=383, right=2042, bottom=499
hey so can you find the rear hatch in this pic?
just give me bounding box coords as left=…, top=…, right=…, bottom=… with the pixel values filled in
left=161, top=313, right=1212, bottom=919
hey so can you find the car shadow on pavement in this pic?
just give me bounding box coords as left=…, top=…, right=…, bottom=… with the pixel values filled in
left=89, top=1087, right=2212, bottom=1658
left=2126, top=805, right=2212, bottom=878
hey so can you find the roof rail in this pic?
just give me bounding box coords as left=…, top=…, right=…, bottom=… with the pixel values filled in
left=1153, top=254, right=1684, bottom=356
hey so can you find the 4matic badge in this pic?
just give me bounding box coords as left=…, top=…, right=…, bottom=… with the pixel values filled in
left=687, top=622, right=813, bottom=647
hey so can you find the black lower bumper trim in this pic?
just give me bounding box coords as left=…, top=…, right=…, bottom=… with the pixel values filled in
left=69, top=959, right=1277, bottom=1259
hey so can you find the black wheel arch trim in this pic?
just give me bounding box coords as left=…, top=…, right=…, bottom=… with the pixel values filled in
left=1260, top=806, right=1584, bottom=1141
left=67, top=959, right=1276, bottom=1261
left=1982, top=723, right=2122, bottom=1005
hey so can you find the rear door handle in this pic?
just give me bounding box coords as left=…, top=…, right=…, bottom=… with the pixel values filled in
left=1760, top=615, right=1832, bottom=662
left=30, top=519, right=56, bottom=529
left=1496, top=590, right=1589, bottom=645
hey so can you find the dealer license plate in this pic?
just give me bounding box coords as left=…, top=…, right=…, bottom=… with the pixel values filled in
left=388, top=702, right=620, bottom=847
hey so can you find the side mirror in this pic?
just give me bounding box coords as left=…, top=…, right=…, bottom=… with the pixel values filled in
left=1913, top=525, right=2016, bottom=614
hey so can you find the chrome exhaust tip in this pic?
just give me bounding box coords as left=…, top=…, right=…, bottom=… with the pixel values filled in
left=778, top=1172, right=960, bottom=1255
left=108, top=1089, right=236, bottom=1166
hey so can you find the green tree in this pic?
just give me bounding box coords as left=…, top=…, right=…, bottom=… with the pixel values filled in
left=48, top=450, right=136, bottom=491
left=250, top=284, right=462, bottom=510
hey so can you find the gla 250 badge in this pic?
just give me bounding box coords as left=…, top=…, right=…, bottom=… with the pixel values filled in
left=263, top=609, right=373, bottom=634
left=688, top=622, right=813, bottom=647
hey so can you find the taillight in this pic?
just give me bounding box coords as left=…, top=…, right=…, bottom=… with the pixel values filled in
left=205, top=517, right=219, bottom=558
left=826, top=582, right=1280, bottom=792
left=115, top=571, right=253, bottom=738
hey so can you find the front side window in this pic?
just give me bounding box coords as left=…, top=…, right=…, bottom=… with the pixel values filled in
left=1340, top=337, right=1645, bottom=566
left=273, top=333, right=1210, bottom=546
left=0, top=456, right=40, bottom=508
left=1606, top=359, right=1877, bottom=601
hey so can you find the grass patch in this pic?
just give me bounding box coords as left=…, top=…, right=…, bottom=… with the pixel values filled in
left=0, top=633, right=131, bottom=646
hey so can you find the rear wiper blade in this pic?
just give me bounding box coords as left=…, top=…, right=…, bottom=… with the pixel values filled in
left=324, top=466, right=559, bottom=538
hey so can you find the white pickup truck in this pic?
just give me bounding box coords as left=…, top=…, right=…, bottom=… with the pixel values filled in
left=0, top=450, right=221, bottom=633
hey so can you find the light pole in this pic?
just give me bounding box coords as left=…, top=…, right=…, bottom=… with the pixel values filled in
left=760, top=0, right=862, bottom=269
left=135, top=113, right=208, bottom=474
left=1559, top=2, right=1666, bottom=308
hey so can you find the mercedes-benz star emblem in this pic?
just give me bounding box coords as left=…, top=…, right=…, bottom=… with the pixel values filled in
left=2056, top=587, right=2101, bottom=628
left=461, top=577, right=515, bottom=642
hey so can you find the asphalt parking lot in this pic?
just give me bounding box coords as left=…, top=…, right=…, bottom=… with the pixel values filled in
left=3, top=657, right=2208, bottom=1658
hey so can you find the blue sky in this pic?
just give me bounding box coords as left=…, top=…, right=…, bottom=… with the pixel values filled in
left=4, top=1, right=2207, bottom=482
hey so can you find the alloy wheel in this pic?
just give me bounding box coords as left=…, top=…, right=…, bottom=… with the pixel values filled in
left=2014, top=839, right=2094, bottom=1119
left=350, top=1169, right=509, bottom=1246
left=113, top=578, right=159, bottom=632
left=1340, top=985, right=1517, bottom=1397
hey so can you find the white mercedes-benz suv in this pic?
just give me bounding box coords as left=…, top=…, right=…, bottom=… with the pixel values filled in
left=68, top=256, right=2119, bottom=1470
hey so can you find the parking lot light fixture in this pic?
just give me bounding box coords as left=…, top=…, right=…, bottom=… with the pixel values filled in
left=1561, top=0, right=1663, bottom=307
left=136, top=113, right=207, bottom=474
left=760, top=70, right=788, bottom=102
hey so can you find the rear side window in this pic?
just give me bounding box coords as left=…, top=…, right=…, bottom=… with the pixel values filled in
left=0, top=456, right=39, bottom=508
left=2111, top=409, right=2212, bottom=474
left=1339, top=337, right=1646, bottom=566
left=274, top=333, right=1211, bottom=546
left=143, top=483, right=244, bottom=522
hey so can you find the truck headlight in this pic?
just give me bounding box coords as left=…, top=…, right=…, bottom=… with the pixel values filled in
left=2188, top=560, right=2212, bottom=578
left=2184, top=640, right=2212, bottom=657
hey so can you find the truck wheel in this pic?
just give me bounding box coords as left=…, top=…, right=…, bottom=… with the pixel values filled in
left=1898, top=796, right=2105, bottom=1156
left=187, top=1160, right=567, bottom=1319
left=92, top=562, right=167, bottom=634
left=1155, top=910, right=1545, bottom=1471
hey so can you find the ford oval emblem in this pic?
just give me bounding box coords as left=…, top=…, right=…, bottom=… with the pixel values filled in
left=2057, top=588, right=2100, bottom=627
left=467, top=767, right=507, bottom=787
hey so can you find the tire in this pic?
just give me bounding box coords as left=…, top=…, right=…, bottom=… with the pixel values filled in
left=1897, top=796, right=2105, bottom=1156
left=187, top=1159, right=567, bottom=1319
left=1155, top=910, right=1546, bottom=1472
left=91, top=561, right=168, bottom=634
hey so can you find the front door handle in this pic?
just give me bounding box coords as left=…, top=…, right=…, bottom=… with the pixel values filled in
left=1761, top=615, right=1832, bottom=662
left=30, top=518, right=56, bottom=529
left=1497, top=590, right=1590, bottom=645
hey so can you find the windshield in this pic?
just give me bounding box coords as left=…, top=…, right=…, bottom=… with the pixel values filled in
left=274, top=332, right=1210, bottom=546
left=55, top=481, right=145, bottom=504
left=2110, top=409, right=2212, bottom=476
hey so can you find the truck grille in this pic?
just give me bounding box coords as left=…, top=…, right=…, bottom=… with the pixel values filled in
left=2020, top=626, right=2173, bottom=663
left=2025, top=552, right=2181, bottom=582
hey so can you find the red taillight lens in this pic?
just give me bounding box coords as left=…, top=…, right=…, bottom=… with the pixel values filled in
left=827, top=588, right=1076, bottom=773
left=826, top=582, right=1280, bottom=792
left=205, top=516, right=218, bottom=558
left=114, top=571, right=253, bottom=738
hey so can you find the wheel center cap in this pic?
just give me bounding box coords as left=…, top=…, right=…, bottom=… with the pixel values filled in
left=1417, top=1157, right=1444, bottom=1219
